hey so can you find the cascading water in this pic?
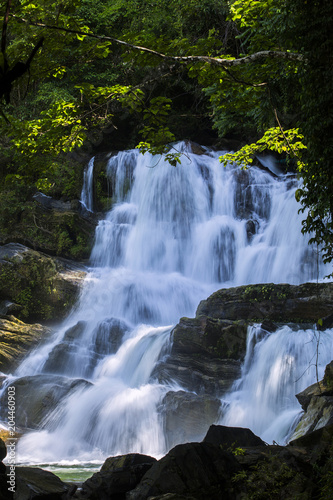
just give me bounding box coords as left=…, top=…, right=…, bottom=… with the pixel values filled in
left=80, top=157, right=95, bottom=212
left=220, top=324, right=333, bottom=444
left=1, top=142, right=332, bottom=465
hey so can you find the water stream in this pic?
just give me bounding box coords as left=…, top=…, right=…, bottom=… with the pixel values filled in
left=80, top=157, right=95, bottom=212
left=1, top=142, right=332, bottom=466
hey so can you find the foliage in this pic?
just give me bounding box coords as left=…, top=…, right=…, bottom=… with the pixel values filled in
left=232, top=453, right=306, bottom=499
left=0, top=0, right=332, bottom=265
left=220, top=127, right=306, bottom=170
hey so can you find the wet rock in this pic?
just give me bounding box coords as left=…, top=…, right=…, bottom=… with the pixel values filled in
left=154, top=317, right=246, bottom=395
left=161, top=391, right=221, bottom=449
left=290, top=362, right=333, bottom=441
left=203, top=425, right=266, bottom=449
left=14, top=466, right=69, bottom=500
left=0, top=243, right=86, bottom=322
left=43, top=318, right=129, bottom=377
left=33, top=192, right=72, bottom=211
left=74, top=454, right=156, bottom=499
left=0, top=316, right=51, bottom=373
left=323, top=360, right=333, bottom=388
left=0, top=301, right=21, bottom=316
left=0, top=374, right=91, bottom=430
left=234, top=168, right=271, bottom=221
left=196, top=282, right=333, bottom=323
left=127, top=442, right=240, bottom=500
left=245, top=218, right=259, bottom=242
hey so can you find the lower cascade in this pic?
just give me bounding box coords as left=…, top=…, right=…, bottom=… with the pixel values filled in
left=1, top=142, right=333, bottom=465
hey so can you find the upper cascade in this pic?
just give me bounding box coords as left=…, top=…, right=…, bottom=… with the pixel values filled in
left=1, top=141, right=332, bottom=464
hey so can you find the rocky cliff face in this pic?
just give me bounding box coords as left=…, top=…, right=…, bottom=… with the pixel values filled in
left=0, top=243, right=87, bottom=374
left=0, top=243, right=86, bottom=323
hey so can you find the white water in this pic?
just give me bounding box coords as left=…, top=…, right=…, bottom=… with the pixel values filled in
left=3, top=142, right=332, bottom=463
left=80, top=157, right=94, bottom=212
left=220, top=324, right=333, bottom=444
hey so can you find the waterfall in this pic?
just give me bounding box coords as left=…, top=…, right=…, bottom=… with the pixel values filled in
left=2, top=142, right=332, bottom=464
left=220, top=324, right=333, bottom=444
left=80, top=157, right=94, bottom=212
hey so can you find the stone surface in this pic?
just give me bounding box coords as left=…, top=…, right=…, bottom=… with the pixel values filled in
left=14, top=466, right=69, bottom=500
left=203, top=424, right=266, bottom=449
left=74, top=454, right=157, bottom=499
left=127, top=442, right=240, bottom=500
left=196, top=282, right=333, bottom=323
left=0, top=374, right=91, bottom=429
left=0, top=243, right=86, bottom=322
left=161, top=391, right=221, bottom=449
left=42, top=317, right=130, bottom=377
left=0, top=194, right=98, bottom=261
left=153, top=317, right=247, bottom=396
left=290, top=362, right=333, bottom=441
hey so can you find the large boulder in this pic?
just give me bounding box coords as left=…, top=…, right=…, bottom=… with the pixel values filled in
left=161, top=391, right=222, bottom=450
left=74, top=454, right=157, bottom=499
left=289, top=361, right=333, bottom=441
left=127, top=442, right=240, bottom=500
left=203, top=424, right=266, bottom=449
left=153, top=317, right=247, bottom=395
left=0, top=243, right=86, bottom=322
left=14, top=466, right=70, bottom=500
left=196, top=282, right=333, bottom=323
left=0, top=374, right=91, bottom=430
left=0, top=316, right=51, bottom=373
left=42, top=317, right=130, bottom=377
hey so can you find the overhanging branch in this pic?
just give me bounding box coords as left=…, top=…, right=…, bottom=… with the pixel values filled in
left=11, top=15, right=305, bottom=68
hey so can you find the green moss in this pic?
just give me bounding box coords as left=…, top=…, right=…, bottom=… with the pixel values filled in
left=0, top=250, right=79, bottom=321
left=242, top=284, right=289, bottom=303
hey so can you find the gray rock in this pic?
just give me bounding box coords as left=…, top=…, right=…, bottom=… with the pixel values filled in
left=0, top=374, right=91, bottom=430
left=161, top=391, right=221, bottom=449
left=153, top=317, right=246, bottom=396
left=196, top=282, right=333, bottom=323
left=290, top=362, right=333, bottom=441
left=43, top=318, right=129, bottom=377
left=14, top=466, right=69, bottom=500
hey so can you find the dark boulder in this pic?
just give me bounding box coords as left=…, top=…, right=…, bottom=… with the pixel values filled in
left=74, top=454, right=156, bottom=499
left=127, top=442, right=240, bottom=500
left=196, top=282, right=333, bottom=323
left=14, top=466, right=69, bottom=500
left=153, top=317, right=247, bottom=396
left=290, top=361, right=333, bottom=441
left=203, top=425, right=266, bottom=449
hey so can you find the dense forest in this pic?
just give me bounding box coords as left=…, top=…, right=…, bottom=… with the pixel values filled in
left=0, top=0, right=332, bottom=267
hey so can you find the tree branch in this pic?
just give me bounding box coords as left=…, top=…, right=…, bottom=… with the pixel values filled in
left=10, top=15, right=305, bottom=67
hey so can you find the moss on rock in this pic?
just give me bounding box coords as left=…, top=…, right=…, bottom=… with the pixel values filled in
left=0, top=243, right=86, bottom=322
left=0, top=316, right=50, bottom=373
